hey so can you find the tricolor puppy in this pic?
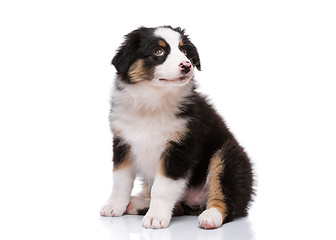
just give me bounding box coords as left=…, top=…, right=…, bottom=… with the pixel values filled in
left=100, top=26, right=254, bottom=229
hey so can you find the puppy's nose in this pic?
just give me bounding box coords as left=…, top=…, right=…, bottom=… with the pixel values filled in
left=179, top=61, right=192, bottom=74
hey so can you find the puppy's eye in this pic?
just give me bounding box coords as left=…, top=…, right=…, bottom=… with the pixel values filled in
left=180, top=47, right=187, bottom=56
left=154, top=48, right=165, bottom=56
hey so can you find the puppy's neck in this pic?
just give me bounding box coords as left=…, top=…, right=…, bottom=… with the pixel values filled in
left=114, top=79, right=194, bottom=115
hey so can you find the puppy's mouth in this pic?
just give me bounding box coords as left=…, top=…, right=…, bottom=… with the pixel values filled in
left=159, top=76, right=189, bottom=82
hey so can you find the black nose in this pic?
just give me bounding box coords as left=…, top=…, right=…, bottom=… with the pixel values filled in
left=179, top=61, right=191, bottom=74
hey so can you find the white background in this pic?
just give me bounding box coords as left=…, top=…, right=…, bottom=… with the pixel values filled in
left=1, top=0, right=335, bottom=239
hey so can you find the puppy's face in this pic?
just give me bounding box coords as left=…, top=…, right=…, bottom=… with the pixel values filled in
left=112, top=26, right=201, bottom=87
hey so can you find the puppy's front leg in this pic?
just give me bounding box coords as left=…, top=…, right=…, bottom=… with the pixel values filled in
left=100, top=166, right=135, bottom=217
left=142, top=174, right=187, bottom=229
left=100, top=138, right=135, bottom=217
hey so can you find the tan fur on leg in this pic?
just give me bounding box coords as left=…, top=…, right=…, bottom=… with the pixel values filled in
left=206, top=150, right=227, bottom=222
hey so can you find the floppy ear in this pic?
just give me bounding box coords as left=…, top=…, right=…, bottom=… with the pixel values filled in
left=112, top=29, right=141, bottom=74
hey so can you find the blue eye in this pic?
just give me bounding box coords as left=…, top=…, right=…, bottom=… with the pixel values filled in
left=154, top=48, right=165, bottom=56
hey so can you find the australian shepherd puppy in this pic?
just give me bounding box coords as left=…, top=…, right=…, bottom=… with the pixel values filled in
left=100, top=26, right=254, bottom=229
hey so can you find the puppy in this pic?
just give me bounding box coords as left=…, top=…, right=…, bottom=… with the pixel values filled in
left=100, top=26, right=254, bottom=229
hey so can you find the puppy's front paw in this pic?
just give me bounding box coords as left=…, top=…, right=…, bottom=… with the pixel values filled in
left=100, top=200, right=128, bottom=217
left=198, top=208, right=223, bottom=229
left=142, top=210, right=171, bottom=229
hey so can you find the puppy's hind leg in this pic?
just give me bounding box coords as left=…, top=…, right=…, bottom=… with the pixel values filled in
left=126, top=196, right=185, bottom=216
left=199, top=142, right=254, bottom=229
left=198, top=150, right=227, bottom=229
left=126, top=196, right=150, bottom=215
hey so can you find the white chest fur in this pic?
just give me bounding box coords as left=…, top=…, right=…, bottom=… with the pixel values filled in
left=110, top=82, right=190, bottom=183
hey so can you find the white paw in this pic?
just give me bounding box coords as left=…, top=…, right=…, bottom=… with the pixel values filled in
left=100, top=200, right=128, bottom=217
left=198, top=208, right=223, bottom=229
left=142, top=209, right=171, bottom=229
left=126, top=196, right=150, bottom=215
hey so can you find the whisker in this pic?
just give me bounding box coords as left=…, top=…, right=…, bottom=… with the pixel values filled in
left=192, top=61, right=200, bottom=66
left=187, top=56, right=200, bottom=67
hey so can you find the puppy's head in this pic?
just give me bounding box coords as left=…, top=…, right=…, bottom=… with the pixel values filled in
left=112, top=26, right=201, bottom=87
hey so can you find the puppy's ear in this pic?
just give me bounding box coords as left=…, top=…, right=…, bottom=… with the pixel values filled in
left=112, top=29, right=141, bottom=74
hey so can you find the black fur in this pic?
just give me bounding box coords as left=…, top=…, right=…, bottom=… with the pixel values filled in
left=112, top=137, right=130, bottom=168
left=161, top=92, right=254, bottom=222
left=112, top=27, right=154, bottom=75
left=219, top=142, right=254, bottom=222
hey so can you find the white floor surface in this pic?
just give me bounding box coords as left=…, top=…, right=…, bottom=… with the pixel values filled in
left=100, top=215, right=254, bottom=240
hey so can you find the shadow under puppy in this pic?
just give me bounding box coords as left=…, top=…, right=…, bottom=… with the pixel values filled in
left=100, top=26, right=254, bottom=229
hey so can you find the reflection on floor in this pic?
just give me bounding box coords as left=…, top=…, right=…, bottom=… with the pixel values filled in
left=100, top=215, right=254, bottom=240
